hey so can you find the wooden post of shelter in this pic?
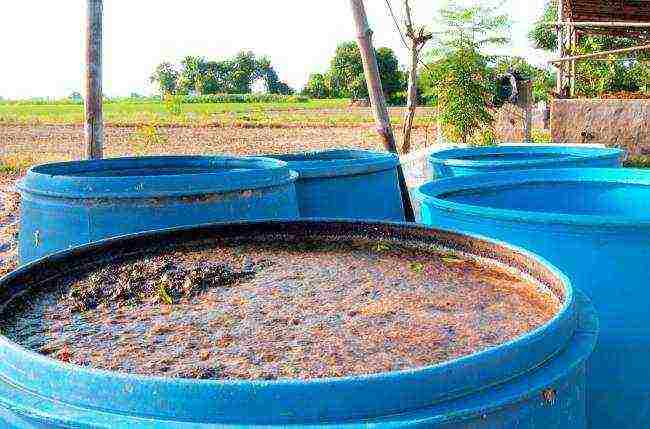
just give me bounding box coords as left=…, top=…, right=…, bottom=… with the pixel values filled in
left=556, top=0, right=566, bottom=96
left=570, top=26, right=577, bottom=97
left=85, top=0, right=104, bottom=160
left=349, top=0, right=415, bottom=222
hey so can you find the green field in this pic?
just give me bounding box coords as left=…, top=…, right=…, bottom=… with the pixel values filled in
left=0, top=99, right=437, bottom=127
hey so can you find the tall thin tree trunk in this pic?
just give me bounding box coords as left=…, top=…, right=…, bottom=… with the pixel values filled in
left=402, top=44, right=418, bottom=154
left=349, top=0, right=415, bottom=222
left=85, top=0, right=104, bottom=160
left=400, top=0, right=431, bottom=154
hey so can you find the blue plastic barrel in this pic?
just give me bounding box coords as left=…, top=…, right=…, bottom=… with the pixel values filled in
left=429, top=145, right=623, bottom=178
left=18, top=156, right=299, bottom=264
left=0, top=221, right=596, bottom=428
left=267, top=150, right=405, bottom=221
left=415, top=168, right=650, bottom=429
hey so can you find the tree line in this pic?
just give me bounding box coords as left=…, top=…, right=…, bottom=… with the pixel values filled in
left=150, top=51, right=294, bottom=97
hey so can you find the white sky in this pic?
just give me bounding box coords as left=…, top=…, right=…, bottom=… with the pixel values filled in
left=0, top=1, right=551, bottom=99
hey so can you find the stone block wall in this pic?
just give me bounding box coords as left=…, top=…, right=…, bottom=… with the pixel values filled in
left=551, top=99, right=650, bottom=156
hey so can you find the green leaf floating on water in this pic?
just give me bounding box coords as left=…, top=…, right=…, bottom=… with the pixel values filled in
left=439, top=252, right=464, bottom=264
left=157, top=283, right=173, bottom=305
left=410, top=262, right=425, bottom=273
left=375, top=242, right=391, bottom=252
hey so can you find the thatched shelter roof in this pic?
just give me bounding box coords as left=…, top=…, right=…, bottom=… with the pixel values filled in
left=563, top=0, right=650, bottom=39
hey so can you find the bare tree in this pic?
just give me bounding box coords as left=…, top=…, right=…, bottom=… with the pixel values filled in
left=401, top=0, right=432, bottom=154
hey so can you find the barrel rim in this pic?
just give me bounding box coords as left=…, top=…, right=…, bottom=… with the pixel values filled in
left=415, top=167, right=650, bottom=228
left=429, top=145, right=624, bottom=170
left=266, top=149, right=399, bottom=179
left=17, top=156, right=297, bottom=199
left=0, top=220, right=577, bottom=424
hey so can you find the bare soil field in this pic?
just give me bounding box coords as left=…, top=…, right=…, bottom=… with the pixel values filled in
left=0, top=116, right=438, bottom=277
left=0, top=123, right=436, bottom=166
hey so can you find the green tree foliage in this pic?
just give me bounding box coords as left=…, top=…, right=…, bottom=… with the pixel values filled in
left=151, top=52, right=294, bottom=97
left=528, top=1, right=557, bottom=51
left=303, top=73, right=332, bottom=99
left=149, top=62, right=179, bottom=96
left=421, top=1, right=511, bottom=145
left=529, top=0, right=650, bottom=97
left=303, top=42, right=405, bottom=102
left=427, top=47, right=496, bottom=144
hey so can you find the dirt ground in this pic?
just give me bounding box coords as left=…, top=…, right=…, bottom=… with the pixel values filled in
left=0, top=123, right=439, bottom=278
left=0, top=124, right=437, bottom=165
left=0, top=174, right=20, bottom=277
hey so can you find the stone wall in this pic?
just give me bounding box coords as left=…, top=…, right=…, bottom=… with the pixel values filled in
left=551, top=99, right=650, bottom=156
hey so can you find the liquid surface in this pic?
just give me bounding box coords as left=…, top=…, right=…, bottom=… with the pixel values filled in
left=0, top=240, right=561, bottom=380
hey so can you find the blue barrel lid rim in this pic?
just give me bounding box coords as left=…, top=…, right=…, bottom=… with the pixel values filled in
left=416, top=167, right=650, bottom=228
left=17, top=156, right=298, bottom=199
left=267, top=149, right=400, bottom=179
left=429, top=146, right=624, bottom=170
left=0, top=220, right=577, bottom=425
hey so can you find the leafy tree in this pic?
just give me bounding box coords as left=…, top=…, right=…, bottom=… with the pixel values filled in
left=528, top=2, right=557, bottom=51
left=422, top=1, right=511, bottom=145
left=316, top=41, right=405, bottom=101
left=303, top=73, right=332, bottom=98
left=257, top=57, right=294, bottom=95
left=177, top=56, right=209, bottom=95
left=428, top=47, right=496, bottom=144
left=153, top=52, right=294, bottom=96
left=150, top=62, right=179, bottom=96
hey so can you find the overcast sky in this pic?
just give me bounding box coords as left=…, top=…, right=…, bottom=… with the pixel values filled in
left=0, top=0, right=550, bottom=99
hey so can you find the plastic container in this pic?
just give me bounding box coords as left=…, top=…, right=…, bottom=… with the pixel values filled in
left=429, top=145, right=624, bottom=178
left=18, top=156, right=299, bottom=264
left=267, top=150, right=405, bottom=221
left=416, top=168, right=650, bottom=429
left=0, top=220, right=596, bottom=428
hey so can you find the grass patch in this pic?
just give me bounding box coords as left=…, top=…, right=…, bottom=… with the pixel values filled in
left=0, top=99, right=436, bottom=128
left=0, top=154, right=37, bottom=173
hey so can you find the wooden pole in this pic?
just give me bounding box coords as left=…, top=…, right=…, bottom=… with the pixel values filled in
left=85, top=0, right=104, bottom=160
left=349, top=0, right=415, bottom=222
left=570, top=27, right=577, bottom=97
left=550, top=43, right=650, bottom=63
left=521, top=82, right=533, bottom=143
left=556, top=0, right=565, bottom=96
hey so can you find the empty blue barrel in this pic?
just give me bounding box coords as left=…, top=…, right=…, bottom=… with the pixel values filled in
left=416, top=168, right=650, bottom=429
left=18, top=156, right=299, bottom=264
left=0, top=221, right=596, bottom=428
left=429, top=145, right=623, bottom=178
left=267, top=150, right=405, bottom=221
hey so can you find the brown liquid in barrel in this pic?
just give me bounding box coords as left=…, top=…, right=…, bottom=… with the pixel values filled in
left=0, top=240, right=561, bottom=380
